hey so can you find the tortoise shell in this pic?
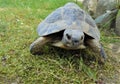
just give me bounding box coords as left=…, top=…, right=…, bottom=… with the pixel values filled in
left=37, top=2, right=100, bottom=41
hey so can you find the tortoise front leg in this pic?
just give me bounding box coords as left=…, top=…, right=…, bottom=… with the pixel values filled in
left=30, top=37, right=51, bottom=55
left=86, top=39, right=107, bottom=63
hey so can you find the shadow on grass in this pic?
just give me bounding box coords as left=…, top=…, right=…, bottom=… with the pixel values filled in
left=33, top=45, right=102, bottom=67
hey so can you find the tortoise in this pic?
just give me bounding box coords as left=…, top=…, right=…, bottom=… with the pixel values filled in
left=30, top=2, right=107, bottom=62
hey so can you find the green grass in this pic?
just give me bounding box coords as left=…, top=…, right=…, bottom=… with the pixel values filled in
left=0, top=0, right=120, bottom=84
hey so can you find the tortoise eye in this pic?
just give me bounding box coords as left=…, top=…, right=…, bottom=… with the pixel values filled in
left=66, top=34, right=71, bottom=40
left=81, top=36, right=84, bottom=40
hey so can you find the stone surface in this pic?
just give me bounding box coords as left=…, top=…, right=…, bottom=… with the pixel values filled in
left=82, top=0, right=117, bottom=18
left=115, top=10, right=120, bottom=36
left=95, top=9, right=118, bottom=28
left=95, top=0, right=116, bottom=17
left=82, top=0, right=98, bottom=17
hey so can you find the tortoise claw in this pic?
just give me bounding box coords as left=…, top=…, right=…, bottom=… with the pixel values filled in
left=30, top=42, right=44, bottom=55
left=99, top=44, right=107, bottom=63
left=100, top=44, right=107, bottom=60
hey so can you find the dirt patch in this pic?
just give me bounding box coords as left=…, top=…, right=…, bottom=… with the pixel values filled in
left=0, top=8, right=6, bottom=11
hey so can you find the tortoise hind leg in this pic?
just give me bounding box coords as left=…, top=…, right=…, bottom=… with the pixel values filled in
left=30, top=37, right=51, bottom=55
left=86, top=39, right=107, bottom=63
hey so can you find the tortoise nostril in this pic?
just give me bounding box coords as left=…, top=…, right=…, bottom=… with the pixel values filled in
left=73, top=40, right=79, bottom=43
left=66, top=34, right=71, bottom=40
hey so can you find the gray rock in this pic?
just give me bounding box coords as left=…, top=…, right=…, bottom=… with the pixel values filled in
left=82, top=0, right=98, bottom=17
left=95, top=0, right=117, bottom=17
left=77, top=0, right=117, bottom=18
left=115, top=10, right=120, bottom=36
left=95, top=9, right=118, bottom=28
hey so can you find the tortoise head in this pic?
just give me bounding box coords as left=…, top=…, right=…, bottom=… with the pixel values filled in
left=62, top=28, right=85, bottom=49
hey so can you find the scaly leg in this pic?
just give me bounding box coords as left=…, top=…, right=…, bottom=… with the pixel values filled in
left=86, top=39, right=107, bottom=63
left=30, top=37, right=51, bottom=55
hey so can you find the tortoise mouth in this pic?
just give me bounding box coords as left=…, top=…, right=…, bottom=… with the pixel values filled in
left=52, top=41, right=86, bottom=49
left=63, top=42, right=85, bottom=49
